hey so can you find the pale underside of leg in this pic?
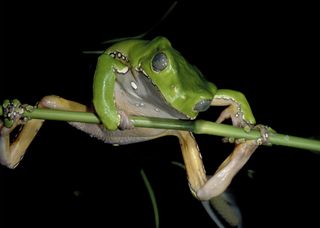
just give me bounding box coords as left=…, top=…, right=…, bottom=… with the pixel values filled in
left=0, top=95, right=88, bottom=168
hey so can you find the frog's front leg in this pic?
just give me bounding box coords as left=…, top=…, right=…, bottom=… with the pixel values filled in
left=93, top=53, right=130, bottom=130
left=211, top=89, right=256, bottom=128
left=0, top=96, right=88, bottom=168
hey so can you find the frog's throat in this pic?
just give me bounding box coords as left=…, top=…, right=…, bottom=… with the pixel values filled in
left=114, top=69, right=188, bottom=120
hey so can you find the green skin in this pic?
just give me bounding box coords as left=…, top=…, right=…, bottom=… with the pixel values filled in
left=93, top=36, right=255, bottom=130
left=89, top=39, right=258, bottom=228
left=0, top=36, right=258, bottom=228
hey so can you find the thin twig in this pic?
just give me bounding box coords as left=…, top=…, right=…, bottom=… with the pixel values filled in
left=11, top=108, right=319, bottom=153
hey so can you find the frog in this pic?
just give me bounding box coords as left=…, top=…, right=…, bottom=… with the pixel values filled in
left=0, top=36, right=261, bottom=202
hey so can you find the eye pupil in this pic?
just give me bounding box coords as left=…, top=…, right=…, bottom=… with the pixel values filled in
left=152, top=52, right=168, bottom=72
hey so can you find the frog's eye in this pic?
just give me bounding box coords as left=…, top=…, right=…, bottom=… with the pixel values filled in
left=152, top=52, right=168, bottom=72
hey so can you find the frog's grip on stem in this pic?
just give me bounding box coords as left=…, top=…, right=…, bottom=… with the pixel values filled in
left=254, top=124, right=275, bottom=146
left=1, top=99, right=34, bottom=128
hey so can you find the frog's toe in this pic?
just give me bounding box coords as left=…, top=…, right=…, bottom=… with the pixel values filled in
left=254, top=124, right=272, bottom=145
left=2, top=99, right=28, bottom=128
left=222, top=137, right=235, bottom=144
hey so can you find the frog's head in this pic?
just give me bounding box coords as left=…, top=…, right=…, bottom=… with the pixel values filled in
left=129, top=36, right=217, bottom=119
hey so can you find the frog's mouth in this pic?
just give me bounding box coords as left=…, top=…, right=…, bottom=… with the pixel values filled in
left=114, top=70, right=188, bottom=120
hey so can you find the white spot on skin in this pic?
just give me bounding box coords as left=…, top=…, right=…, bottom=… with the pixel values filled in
left=131, top=81, right=138, bottom=90
left=155, top=108, right=160, bottom=112
left=141, top=69, right=148, bottom=76
left=135, top=102, right=145, bottom=107
left=117, top=66, right=129, bottom=74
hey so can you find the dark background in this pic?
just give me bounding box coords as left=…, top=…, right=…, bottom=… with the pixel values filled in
left=1, top=1, right=319, bottom=227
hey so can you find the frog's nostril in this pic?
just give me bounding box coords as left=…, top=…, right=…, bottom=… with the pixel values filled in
left=194, top=99, right=211, bottom=112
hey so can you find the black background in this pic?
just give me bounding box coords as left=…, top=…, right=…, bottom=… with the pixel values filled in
left=1, top=1, right=319, bottom=227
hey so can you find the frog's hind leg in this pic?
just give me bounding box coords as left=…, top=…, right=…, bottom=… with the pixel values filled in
left=0, top=118, right=44, bottom=168
left=0, top=96, right=88, bottom=168
left=173, top=130, right=257, bottom=200
left=196, top=140, right=257, bottom=200
left=173, top=130, right=249, bottom=227
left=173, top=131, right=207, bottom=197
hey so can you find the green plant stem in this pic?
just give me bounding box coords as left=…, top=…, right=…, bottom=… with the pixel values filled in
left=140, top=169, right=159, bottom=228
left=5, top=108, right=320, bottom=153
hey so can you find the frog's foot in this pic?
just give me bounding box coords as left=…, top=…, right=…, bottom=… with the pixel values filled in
left=215, top=100, right=254, bottom=145
left=0, top=99, right=43, bottom=168
left=254, top=124, right=273, bottom=145
left=1, top=99, right=34, bottom=128
left=212, top=90, right=255, bottom=129
left=213, top=99, right=272, bottom=146
left=118, top=111, right=134, bottom=130
left=223, top=124, right=272, bottom=146
left=0, top=96, right=89, bottom=169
